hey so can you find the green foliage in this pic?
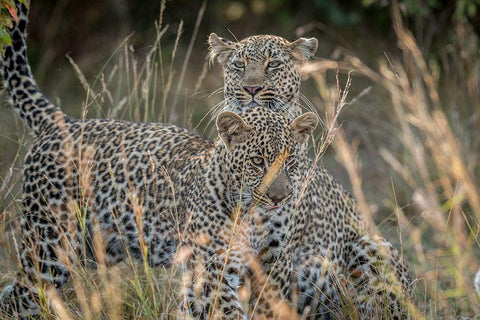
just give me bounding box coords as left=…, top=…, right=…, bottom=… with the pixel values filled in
left=313, top=0, right=361, bottom=27
left=363, top=0, right=480, bottom=20
left=455, top=0, right=480, bottom=19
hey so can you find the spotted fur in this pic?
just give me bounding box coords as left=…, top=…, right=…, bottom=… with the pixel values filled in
left=180, top=109, right=318, bottom=319
left=0, top=1, right=412, bottom=318
left=209, top=33, right=413, bottom=318
left=208, top=33, right=317, bottom=119
left=0, top=2, right=319, bottom=319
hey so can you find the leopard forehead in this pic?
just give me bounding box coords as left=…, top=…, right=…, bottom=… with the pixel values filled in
left=238, top=107, right=296, bottom=154
left=233, top=35, right=291, bottom=60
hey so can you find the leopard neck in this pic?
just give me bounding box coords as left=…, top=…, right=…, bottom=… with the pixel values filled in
left=198, top=141, right=240, bottom=215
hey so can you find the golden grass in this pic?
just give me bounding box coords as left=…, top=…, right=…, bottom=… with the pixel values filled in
left=1, top=1, right=479, bottom=319
left=301, top=3, right=480, bottom=318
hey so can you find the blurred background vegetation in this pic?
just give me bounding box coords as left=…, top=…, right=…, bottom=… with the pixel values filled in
left=1, top=0, right=480, bottom=318
left=3, top=0, right=475, bottom=224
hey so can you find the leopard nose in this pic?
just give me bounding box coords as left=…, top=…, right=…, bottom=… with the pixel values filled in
left=268, top=194, right=287, bottom=205
left=243, top=85, right=263, bottom=96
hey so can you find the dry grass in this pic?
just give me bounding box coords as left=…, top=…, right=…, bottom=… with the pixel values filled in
left=0, top=2, right=189, bottom=319
left=1, top=1, right=479, bottom=319
left=302, top=3, right=480, bottom=318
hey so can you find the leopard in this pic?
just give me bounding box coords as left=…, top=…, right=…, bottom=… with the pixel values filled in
left=180, top=108, right=318, bottom=319
left=0, top=1, right=412, bottom=318
left=208, top=32, right=413, bottom=318
left=0, top=1, right=318, bottom=319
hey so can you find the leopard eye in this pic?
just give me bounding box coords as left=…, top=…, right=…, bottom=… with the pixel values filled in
left=250, top=156, right=265, bottom=167
left=232, top=61, right=245, bottom=69
left=267, top=60, right=282, bottom=69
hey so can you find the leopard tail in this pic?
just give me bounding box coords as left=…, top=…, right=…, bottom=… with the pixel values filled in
left=1, top=0, right=66, bottom=137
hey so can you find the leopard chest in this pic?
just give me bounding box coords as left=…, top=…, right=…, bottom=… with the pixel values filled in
left=246, top=205, right=295, bottom=263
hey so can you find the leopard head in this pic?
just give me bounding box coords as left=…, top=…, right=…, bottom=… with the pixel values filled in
left=216, top=107, right=318, bottom=210
left=209, top=34, right=318, bottom=119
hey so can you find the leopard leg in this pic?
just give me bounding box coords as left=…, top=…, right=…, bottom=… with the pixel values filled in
left=0, top=195, right=78, bottom=318
left=0, top=280, right=42, bottom=319
left=293, top=253, right=349, bottom=319
left=247, top=254, right=298, bottom=320
left=346, top=234, right=412, bottom=319
left=180, top=243, right=246, bottom=320
left=1, top=239, right=71, bottom=319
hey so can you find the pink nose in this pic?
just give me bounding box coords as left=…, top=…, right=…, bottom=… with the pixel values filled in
left=243, top=86, right=263, bottom=96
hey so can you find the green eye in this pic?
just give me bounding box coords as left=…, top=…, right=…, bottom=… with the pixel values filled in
left=233, top=61, right=245, bottom=69
left=250, top=156, right=264, bottom=167
left=267, top=60, right=282, bottom=69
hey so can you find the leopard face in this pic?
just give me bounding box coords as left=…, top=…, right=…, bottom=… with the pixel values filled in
left=216, top=107, right=318, bottom=211
left=209, top=34, right=318, bottom=117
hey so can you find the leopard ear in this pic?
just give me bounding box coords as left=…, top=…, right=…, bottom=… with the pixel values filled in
left=288, top=37, right=318, bottom=62
left=216, top=111, right=252, bottom=151
left=290, top=112, right=318, bottom=144
left=208, top=33, right=236, bottom=66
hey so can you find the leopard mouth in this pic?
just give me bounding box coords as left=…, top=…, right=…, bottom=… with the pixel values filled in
left=246, top=101, right=260, bottom=109
left=240, top=96, right=283, bottom=112
left=252, top=190, right=292, bottom=211
left=249, top=96, right=270, bottom=106
left=265, top=205, right=283, bottom=211
left=234, top=94, right=264, bottom=107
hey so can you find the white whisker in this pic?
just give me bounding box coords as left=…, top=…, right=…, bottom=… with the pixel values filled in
left=195, top=99, right=225, bottom=130
left=299, top=92, right=319, bottom=114
left=271, top=98, right=297, bottom=119
left=208, top=87, right=224, bottom=98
